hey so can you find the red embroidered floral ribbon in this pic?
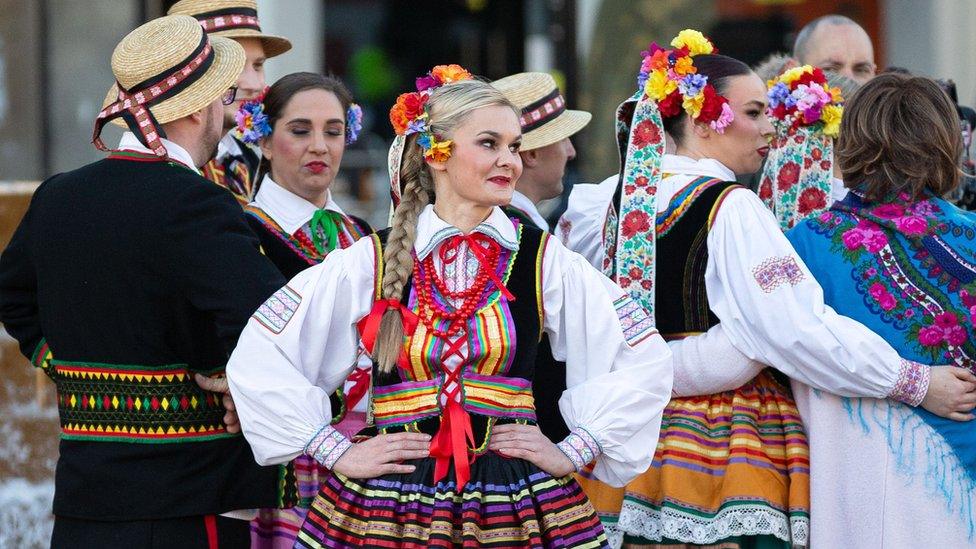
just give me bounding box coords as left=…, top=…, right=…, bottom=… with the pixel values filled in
left=357, top=298, right=419, bottom=371
left=92, top=33, right=214, bottom=158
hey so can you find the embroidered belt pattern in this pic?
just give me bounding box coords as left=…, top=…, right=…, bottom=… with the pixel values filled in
left=371, top=374, right=536, bottom=428
left=53, top=360, right=234, bottom=443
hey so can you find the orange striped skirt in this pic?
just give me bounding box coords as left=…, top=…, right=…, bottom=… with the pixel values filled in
left=579, top=370, right=809, bottom=547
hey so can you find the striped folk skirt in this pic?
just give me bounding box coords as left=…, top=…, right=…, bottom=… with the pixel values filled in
left=297, top=452, right=609, bottom=548
left=580, top=369, right=810, bottom=548
left=251, top=412, right=367, bottom=548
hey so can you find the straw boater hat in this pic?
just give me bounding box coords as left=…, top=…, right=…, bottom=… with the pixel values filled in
left=491, top=72, right=591, bottom=151
left=93, top=15, right=245, bottom=157
left=168, top=0, right=291, bottom=58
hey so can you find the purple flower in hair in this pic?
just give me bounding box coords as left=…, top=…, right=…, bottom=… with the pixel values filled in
left=640, top=41, right=665, bottom=58
left=235, top=100, right=271, bottom=144
left=406, top=117, right=428, bottom=136
left=767, top=82, right=791, bottom=108
left=678, top=74, right=708, bottom=97
left=416, top=74, right=440, bottom=92
left=345, top=103, right=363, bottom=145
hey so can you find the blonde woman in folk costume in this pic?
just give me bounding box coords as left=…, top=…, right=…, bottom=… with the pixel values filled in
left=226, top=65, right=673, bottom=548
left=560, top=30, right=976, bottom=548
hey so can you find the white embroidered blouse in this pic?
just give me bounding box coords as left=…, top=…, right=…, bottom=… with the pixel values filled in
left=250, top=176, right=370, bottom=413
left=227, top=204, right=674, bottom=487
left=556, top=154, right=928, bottom=404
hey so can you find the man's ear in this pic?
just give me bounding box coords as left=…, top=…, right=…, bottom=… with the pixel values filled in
left=520, top=148, right=539, bottom=169
left=186, top=107, right=206, bottom=125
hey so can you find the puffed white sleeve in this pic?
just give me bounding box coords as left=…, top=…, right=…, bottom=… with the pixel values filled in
left=704, top=188, right=928, bottom=404
left=556, top=174, right=617, bottom=269
left=541, top=236, right=673, bottom=487
left=668, top=324, right=765, bottom=397
left=227, top=236, right=379, bottom=466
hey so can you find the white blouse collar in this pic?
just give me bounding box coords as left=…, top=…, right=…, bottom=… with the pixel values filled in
left=661, top=154, right=736, bottom=181
left=414, top=205, right=519, bottom=259
left=117, top=132, right=198, bottom=173
left=252, top=176, right=345, bottom=235
left=508, top=191, right=550, bottom=231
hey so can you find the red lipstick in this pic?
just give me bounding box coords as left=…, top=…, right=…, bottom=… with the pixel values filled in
left=305, top=161, right=327, bottom=174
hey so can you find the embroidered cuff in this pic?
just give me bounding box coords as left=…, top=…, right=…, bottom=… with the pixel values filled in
left=556, top=428, right=603, bottom=472
left=304, top=423, right=352, bottom=469
left=887, top=359, right=930, bottom=407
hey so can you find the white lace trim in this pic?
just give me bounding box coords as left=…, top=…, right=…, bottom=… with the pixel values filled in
left=618, top=500, right=809, bottom=547
left=603, top=522, right=624, bottom=549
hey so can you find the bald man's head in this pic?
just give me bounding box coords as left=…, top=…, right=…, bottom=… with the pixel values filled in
left=793, top=15, right=876, bottom=84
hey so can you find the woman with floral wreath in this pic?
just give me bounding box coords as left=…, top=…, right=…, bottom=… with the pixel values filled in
left=226, top=65, right=674, bottom=548
left=757, top=65, right=850, bottom=230
left=559, top=30, right=976, bottom=548
left=787, top=72, right=976, bottom=548
left=232, top=71, right=374, bottom=547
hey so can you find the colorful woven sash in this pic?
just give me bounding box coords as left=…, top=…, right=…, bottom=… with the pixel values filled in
left=371, top=373, right=536, bottom=429
left=51, top=360, right=234, bottom=443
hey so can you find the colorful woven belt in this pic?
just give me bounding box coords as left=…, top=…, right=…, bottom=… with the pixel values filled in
left=372, top=373, right=536, bottom=429
left=52, top=360, right=235, bottom=443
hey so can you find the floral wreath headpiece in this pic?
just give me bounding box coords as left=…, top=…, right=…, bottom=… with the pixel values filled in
left=758, top=65, right=845, bottom=231
left=235, top=87, right=364, bottom=145
left=767, top=65, right=844, bottom=138
left=388, top=64, right=473, bottom=162
left=637, top=29, right=734, bottom=133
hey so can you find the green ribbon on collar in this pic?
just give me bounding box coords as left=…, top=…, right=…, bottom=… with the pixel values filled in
left=308, top=209, right=343, bottom=254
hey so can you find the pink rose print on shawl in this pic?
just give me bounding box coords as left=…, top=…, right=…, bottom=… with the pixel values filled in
left=961, top=289, right=976, bottom=325
left=868, top=282, right=898, bottom=311
left=894, top=216, right=928, bottom=236
left=842, top=219, right=888, bottom=253
left=918, top=312, right=968, bottom=347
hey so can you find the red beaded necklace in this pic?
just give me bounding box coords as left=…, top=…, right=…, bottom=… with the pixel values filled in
left=412, top=234, right=505, bottom=339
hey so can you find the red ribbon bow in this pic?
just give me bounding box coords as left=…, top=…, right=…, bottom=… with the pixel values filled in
left=357, top=298, right=419, bottom=372
left=439, top=233, right=515, bottom=302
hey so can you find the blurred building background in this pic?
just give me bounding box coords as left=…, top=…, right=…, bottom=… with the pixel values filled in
left=2, top=0, right=976, bottom=546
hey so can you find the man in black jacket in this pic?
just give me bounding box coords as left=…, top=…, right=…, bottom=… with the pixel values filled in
left=0, top=15, right=287, bottom=548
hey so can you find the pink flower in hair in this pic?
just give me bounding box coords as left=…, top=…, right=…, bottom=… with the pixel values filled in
left=709, top=102, right=734, bottom=134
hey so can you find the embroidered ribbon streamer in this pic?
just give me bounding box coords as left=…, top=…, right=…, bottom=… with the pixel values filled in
left=357, top=298, right=419, bottom=371
left=430, top=366, right=476, bottom=489
left=759, top=127, right=834, bottom=231
left=309, top=209, right=342, bottom=254
left=605, top=87, right=665, bottom=319
left=439, top=233, right=516, bottom=302
left=92, top=33, right=215, bottom=158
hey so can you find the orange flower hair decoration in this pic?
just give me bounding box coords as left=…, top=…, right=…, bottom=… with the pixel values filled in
left=389, top=64, right=473, bottom=162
